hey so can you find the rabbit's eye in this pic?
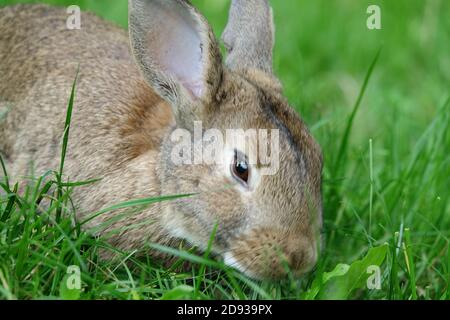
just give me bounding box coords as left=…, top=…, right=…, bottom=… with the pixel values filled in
left=231, top=151, right=249, bottom=185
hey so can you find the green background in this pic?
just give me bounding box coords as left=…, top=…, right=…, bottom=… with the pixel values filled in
left=0, top=0, right=449, bottom=300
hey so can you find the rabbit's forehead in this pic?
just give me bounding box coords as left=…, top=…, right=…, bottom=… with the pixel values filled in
left=211, top=74, right=283, bottom=129
left=213, top=83, right=308, bottom=154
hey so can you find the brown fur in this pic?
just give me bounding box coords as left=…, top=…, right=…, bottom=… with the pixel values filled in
left=0, top=1, right=323, bottom=280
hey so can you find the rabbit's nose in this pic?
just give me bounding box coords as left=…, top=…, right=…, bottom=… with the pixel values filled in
left=223, top=228, right=318, bottom=280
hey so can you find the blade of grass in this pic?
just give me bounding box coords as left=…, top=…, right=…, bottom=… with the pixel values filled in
left=334, top=47, right=382, bottom=173
left=79, top=193, right=196, bottom=227
left=1, top=183, right=19, bottom=222
left=60, top=178, right=102, bottom=187
left=403, top=228, right=417, bottom=299
left=148, top=243, right=222, bottom=269
left=0, top=153, right=9, bottom=187
left=56, top=69, right=79, bottom=221
left=194, top=223, right=218, bottom=296
left=369, top=138, right=374, bottom=246
left=447, top=243, right=450, bottom=299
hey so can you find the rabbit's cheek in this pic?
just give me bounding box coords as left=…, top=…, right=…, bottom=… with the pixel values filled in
left=159, top=192, right=246, bottom=253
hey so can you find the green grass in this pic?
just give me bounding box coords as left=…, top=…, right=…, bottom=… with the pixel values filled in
left=0, top=0, right=449, bottom=300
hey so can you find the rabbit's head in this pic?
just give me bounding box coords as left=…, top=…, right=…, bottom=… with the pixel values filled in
left=129, top=0, right=323, bottom=279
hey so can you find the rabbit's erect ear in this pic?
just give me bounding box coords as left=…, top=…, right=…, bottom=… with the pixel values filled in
left=129, top=0, right=222, bottom=127
left=222, top=0, right=275, bottom=74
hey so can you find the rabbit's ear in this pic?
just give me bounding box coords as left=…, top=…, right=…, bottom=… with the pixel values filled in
left=129, top=0, right=222, bottom=127
left=222, top=0, right=274, bottom=74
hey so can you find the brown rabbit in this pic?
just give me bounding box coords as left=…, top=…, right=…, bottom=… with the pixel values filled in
left=0, top=0, right=323, bottom=279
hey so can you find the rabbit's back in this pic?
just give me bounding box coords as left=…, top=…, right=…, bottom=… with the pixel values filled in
left=0, top=4, right=174, bottom=184
left=0, top=4, right=132, bottom=100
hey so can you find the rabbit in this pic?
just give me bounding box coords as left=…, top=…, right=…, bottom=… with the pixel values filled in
left=0, top=0, right=323, bottom=280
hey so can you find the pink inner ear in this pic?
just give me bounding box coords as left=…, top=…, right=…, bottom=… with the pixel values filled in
left=150, top=5, right=205, bottom=99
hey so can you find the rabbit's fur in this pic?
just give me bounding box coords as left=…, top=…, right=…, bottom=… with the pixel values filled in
left=0, top=0, right=323, bottom=279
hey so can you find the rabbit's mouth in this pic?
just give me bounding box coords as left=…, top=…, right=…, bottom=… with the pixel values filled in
left=223, top=252, right=261, bottom=280
left=221, top=228, right=319, bottom=280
